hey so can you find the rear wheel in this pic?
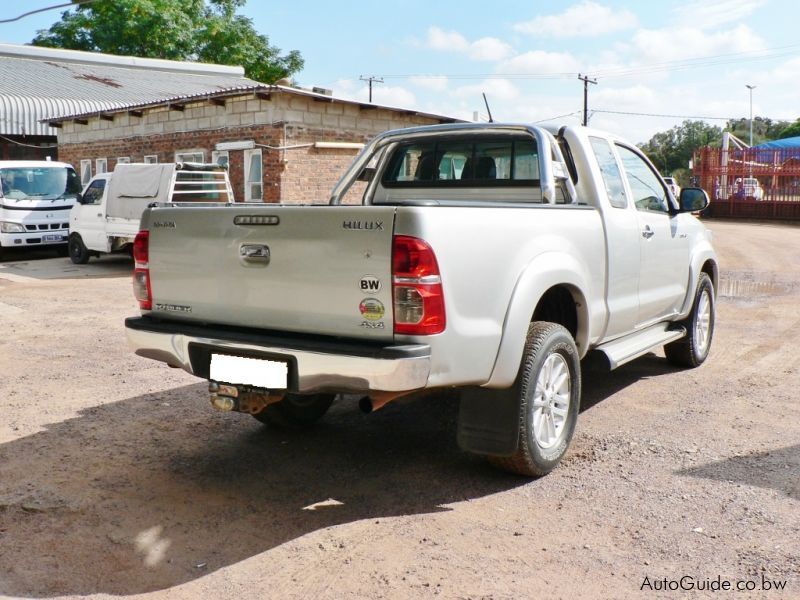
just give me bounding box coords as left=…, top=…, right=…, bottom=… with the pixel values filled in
left=68, top=234, right=90, bottom=264
left=665, top=273, right=715, bottom=367
left=252, top=393, right=335, bottom=429
left=489, top=322, right=581, bottom=477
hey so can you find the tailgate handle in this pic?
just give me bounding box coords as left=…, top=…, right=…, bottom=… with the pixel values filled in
left=240, top=243, right=270, bottom=264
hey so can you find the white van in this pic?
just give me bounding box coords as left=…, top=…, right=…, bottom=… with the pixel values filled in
left=0, top=161, right=82, bottom=258
left=68, top=162, right=233, bottom=263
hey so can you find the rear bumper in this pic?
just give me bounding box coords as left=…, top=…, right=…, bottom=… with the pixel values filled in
left=125, top=316, right=431, bottom=394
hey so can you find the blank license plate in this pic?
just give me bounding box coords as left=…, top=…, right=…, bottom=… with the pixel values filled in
left=210, top=354, right=288, bottom=389
left=43, top=234, right=65, bottom=242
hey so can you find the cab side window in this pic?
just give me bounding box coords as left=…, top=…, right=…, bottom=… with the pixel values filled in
left=615, top=145, right=669, bottom=213
left=82, top=178, right=106, bottom=205
left=589, top=137, right=627, bottom=209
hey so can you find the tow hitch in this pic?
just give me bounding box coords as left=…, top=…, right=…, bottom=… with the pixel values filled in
left=208, top=381, right=283, bottom=414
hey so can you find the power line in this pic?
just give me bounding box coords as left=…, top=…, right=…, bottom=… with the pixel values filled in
left=0, top=0, right=100, bottom=24
left=374, top=42, right=800, bottom=84
left=532, top=110, right=583, bottom=124
left=592, top=109, right=734, bottom=121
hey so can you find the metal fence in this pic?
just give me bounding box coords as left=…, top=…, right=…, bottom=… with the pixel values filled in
left=693, top=146, right=800, bottom=220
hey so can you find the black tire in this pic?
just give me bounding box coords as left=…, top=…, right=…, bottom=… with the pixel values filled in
left=489, top=322, right=581, bottom=477
left=252, top=393, right=335, bottom=429
left=665, top=272, right=715, bottom=368
left=68, top=233, right=90, bottom=264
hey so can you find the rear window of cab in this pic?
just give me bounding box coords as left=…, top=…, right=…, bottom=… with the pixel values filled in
left=382, top=137, right=540, bottom=187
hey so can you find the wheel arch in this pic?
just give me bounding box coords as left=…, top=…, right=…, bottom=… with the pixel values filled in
left=483, top=253, right=595, bottom=389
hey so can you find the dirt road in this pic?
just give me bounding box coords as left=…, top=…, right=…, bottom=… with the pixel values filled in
left=0, top=220, right=798, bottom=599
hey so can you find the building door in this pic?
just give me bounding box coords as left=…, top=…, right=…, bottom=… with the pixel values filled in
left=243, top=148, right=263, bottom=202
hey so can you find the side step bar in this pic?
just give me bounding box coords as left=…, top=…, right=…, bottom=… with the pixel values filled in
left=591, top=323, right=686, bottom=370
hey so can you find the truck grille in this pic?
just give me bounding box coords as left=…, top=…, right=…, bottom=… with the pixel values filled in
left=24, top=223, right=67, bottom=231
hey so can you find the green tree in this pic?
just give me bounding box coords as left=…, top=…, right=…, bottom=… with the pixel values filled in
left=639, top=120, right=723, bottom=178
left=778, top=119, right=800, bottom=140
left=724, top=116, right=792, bottom=144
left=32, top=0, right=303, bottom=83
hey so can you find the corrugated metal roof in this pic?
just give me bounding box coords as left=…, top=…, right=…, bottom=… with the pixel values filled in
left=47, top=84, right=461, bottom=126
left=0, top=44, right=260, bottom=136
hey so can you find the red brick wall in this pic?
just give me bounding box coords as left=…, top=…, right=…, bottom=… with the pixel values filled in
left=280, top=125, right=371, bottom=204
left=58, top=124, right=284, bottom=202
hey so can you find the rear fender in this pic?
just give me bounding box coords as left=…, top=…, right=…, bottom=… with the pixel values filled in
left=484, top=252, right=594, bottom=388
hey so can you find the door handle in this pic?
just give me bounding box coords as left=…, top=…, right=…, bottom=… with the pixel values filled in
left=642, top=225, right=655, bottom=239
left=240, top=243, right=270, bottom=264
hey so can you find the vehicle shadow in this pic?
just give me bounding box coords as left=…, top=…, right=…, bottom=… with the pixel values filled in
left=0, top=252, right=131, bottom=280
left=676, top=445, right=800, bottom=501
left=0, top=385, right=521, bottom=597
left=579, top=352, right=678, bottom=413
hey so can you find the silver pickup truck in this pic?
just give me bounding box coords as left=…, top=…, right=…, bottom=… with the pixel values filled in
left=125, top=123, right=717, bottom=477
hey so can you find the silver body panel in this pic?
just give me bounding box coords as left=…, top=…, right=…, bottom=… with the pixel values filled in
left=128, top=123, right=717, bottom=394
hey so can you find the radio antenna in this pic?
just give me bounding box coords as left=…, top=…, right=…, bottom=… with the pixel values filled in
left=482, top=93, right=494, bottom=123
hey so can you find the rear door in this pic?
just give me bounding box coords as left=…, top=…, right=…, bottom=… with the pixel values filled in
left=145, top=204, right=396, bottom=341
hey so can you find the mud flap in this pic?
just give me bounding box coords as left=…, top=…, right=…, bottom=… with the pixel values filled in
left=457, top=387, right=520, bottom=456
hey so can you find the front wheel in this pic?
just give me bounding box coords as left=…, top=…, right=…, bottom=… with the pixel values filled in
left=252, top=393, right=335, bottom=429
left=489, top=322, right=581, bottom=477
left=665, top=272, right=715, bottom=368
left=68, top=234, right=90, bottom=264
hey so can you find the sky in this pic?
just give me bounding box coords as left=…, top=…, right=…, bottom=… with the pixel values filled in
left=1, top=0, right=798, bottom=144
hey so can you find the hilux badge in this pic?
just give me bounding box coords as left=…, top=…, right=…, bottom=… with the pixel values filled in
left=343, top=220, right=384, bottom=231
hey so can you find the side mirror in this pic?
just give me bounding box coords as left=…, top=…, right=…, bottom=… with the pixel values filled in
left=679, top=187, right=709, bottom=213
left=75, top=193, right=85, bottom=204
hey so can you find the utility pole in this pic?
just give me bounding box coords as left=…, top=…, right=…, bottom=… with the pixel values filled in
left=360, top=75, right=384, bottom=103
left=578, top=74, right=597, bottom=126
left=746, top=84, right=756, bottom=178
left=745, top=84, right=756, bottom=146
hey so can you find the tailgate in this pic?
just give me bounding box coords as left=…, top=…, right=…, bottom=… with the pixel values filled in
left=144, top=205, right=396, bottom=341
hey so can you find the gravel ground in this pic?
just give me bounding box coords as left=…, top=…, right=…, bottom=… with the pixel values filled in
left=0, top=220, right=798, bottom=600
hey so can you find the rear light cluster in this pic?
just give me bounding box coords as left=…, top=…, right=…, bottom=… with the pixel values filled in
left=392, top=235, right=445, bottom=335
left=132, top=230, right=152, bottom=310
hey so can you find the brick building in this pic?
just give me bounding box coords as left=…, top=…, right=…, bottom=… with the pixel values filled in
left=49, top=85, right=458, bottom=204
left=0, top=43, right=259, bottom=162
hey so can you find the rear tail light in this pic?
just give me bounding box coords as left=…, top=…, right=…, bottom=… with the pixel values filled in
left=392, top=235, right=445, bottom=335
left=132, top=230, right=152, bottom=310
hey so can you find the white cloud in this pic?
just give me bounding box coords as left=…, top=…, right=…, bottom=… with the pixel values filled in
left=332, top=79, right=417, bottom=109
left=672, top=0, right=768, bottom=29
left=514, top=1, right=638, bottom=38
left=425, top=27, right=513, bottom=61
left=499, top=50, right=581, bottom=74
left=453, top=79, right=520, bottom=102
left=629, top=24, right=766, bottom=64
left=469, top=37, right=514, bottom=61
left=593, top=84, right=658, bottom=108
left=426, top=26, right=469, bottom=52
left=408, top=75, right=449, bottom=92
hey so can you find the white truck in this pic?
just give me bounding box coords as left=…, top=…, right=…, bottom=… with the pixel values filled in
left=125, top=123, right=717, bottom=477
left=0, top=160, right=82, bottom=258
left=68, top=162, right=234, bottom=264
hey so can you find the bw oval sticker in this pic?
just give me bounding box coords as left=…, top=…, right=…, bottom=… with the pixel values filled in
left=359, top=275, right=381, bottom=293
left=359, top=298, right=385, bottom=321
